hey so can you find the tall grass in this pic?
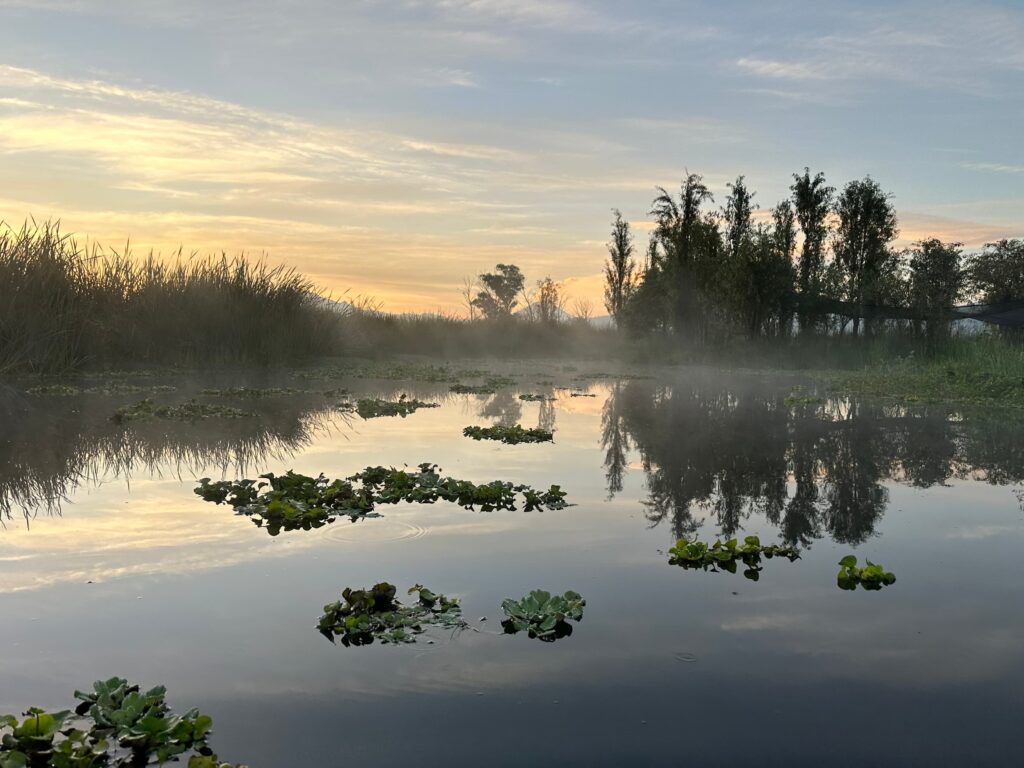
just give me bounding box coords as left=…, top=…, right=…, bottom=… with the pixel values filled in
left=0, top=222, right=344, bottom=373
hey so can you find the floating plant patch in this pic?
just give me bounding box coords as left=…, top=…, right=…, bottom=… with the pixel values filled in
left=518, top=393, right=554, bottom=402
left=317, top=582, right=467, bottom=646
left=200, top=387, right=304, bottom=397
left=352, top=395, right=439, bottom=419
left=196, top=463, right=570, bottom=535
left=569, top=392, right=597, bottom=398
left=462, top=425, right=554, bottom=444
left=668, top=536, right=800, bottom=581
left=500, top=590, right=585, bottom=642
left=0, top=677, right=244, bottom=767
left=836, top=556, right=896, bottom=591
left=349, top=463, right=569, bottom=512
left=27, top=383, right=177, bottom=396
left=196, top=471, right=378, bottom=534
left=112, top=398, right=252, bottom=423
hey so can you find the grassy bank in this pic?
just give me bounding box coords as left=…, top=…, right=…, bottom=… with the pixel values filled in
left=804, top=334, right=1024, bottom=406
left=0, top=223, right=343, bottom=373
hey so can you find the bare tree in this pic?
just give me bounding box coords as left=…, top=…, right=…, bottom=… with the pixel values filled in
left=572, top=297, right=594, bottom=323
left=460, top=275, right=479, bottom=321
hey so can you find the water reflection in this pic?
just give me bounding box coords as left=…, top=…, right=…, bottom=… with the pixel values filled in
left=0, top=387, right=345, bottom=521
left=602, top=373, right=1024, bottom=545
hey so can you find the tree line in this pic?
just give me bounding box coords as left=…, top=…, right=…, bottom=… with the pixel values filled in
left=602, top=169, right=1024, bottom=341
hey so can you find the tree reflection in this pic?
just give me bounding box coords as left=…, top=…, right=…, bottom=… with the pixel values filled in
left=602, top=373, right=1024, bottom=547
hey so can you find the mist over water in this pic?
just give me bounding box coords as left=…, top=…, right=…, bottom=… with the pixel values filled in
left=1, top=364, right=1022, bottom=766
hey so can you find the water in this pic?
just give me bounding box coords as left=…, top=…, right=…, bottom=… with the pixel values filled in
left=2, top=364, right=1022, bottom=766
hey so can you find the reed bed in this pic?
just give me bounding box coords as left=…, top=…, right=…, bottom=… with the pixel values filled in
left=0, top=222, right=344, bottom=373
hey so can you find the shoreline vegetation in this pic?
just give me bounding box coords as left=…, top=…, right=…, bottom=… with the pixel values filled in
left=2, top=216, right=1023, bottom=408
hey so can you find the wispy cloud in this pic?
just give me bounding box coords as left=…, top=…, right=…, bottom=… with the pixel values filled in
left=962, top=162, right=1024, bottom=175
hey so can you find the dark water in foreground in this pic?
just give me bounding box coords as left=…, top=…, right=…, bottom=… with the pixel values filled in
left=1, top=363, right=1022, bottom=767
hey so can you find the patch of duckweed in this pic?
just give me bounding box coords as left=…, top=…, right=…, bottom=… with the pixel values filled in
left=518, top=393, right=554, bottom=402
left=501, top=589, right=585, bottom=642
left=462, top=424, right=553, bottom=444
left=296, top=362, right=490, bottom=383
left=573, top=372, right=654, bottom=381
left=112, top=399, right=252, bottom=423
left=195, top=463, right=570, bottom=535
left=25, top=384, right=80, bottom=396
left=0, top=677, right=244, bottom=767
left=353, top=395, right=439, bottom=419
left=200, top=387, right=303, bottom=397
left=317, top=582, right=466, bottom=646
left=837, top=555, right=896, bottom=591
left=449, top=376, right=516, bottom=395
left=570, top=392, right=596, bottom=398
left=26, top=383, right=177, bottom=396
left=669, top=535, right=800, bottom=581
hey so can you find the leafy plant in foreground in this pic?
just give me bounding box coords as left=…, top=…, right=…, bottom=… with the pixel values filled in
left=0, top=677, right=244, bottom=767
left=501, top=590, right=585, bottom=642
left=196, top=463, right=570, bottom=535
left=836, top=555, right=896, bottom=591
left=462, top=425, right=553, bottom=444
left=317, top=583, right=466, bottom=646
left=668, top=535, right=800, bottom=581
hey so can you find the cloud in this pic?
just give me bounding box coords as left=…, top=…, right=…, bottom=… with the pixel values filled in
left=735, top=58, right=832, bottom=81
left=962, top=162, right=1024, bottom=175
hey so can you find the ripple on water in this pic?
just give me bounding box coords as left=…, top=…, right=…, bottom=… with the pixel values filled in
left=320, top=519, right=429, bottom=544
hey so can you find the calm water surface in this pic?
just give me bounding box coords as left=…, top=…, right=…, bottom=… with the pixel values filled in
left=1, top=363, right=1022, bottom=767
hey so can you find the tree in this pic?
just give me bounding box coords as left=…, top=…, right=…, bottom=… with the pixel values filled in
left=603, top=209, right=638, bottom=323
left=648, top=173, right=717, bottom=336
left=460, top=275, right=479, bottom=321
left=723, top=175, right=756, bottom=259
left=907, top=239, right=965, bottom=342
left=833, top=176, right=898, bottom=333
left=471, top=263, right=525, bottom=319
left=532, top=277, right=565, bottom=324
left=790, top=168, right=834, bottom=297
left=968, top=239, right=1024, bottom=304
left=771, top=200, right=797, bottom=266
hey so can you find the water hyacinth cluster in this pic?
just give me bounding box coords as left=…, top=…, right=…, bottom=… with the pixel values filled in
left=668, top=535, right=800, bottom=581
left=500, top=590, right=586, bottom=642
left=195, top=463, right=570, bottom=535
left=836, top=556, right=896, bottom=590
left=462, top=425, right=554, bottom=444
left=0, top=677, right=244, bottom=767
left=348, top=395, right=439, bottom=419
left=317, top=583, right=467, bottom=646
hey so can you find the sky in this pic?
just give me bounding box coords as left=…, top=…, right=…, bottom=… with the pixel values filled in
left=1, top=0, right=1022, bottom=313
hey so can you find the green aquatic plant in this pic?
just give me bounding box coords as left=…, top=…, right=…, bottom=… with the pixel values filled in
left=518, top=393, right=553, bottom=402
left=462, top=425, right=554, bottom=444
left=668, top=535, right=800, bottom=581
left=196, top=463, right=570, bottom=535
left=317, top=583, right=467, bottom=646
left=353, top=395, right=439, bottom=419
left=25, top=384, right=81, bottom=396
left=349, top=464, right=569, bottom=512
left=199, top=387, right=303, bottom=397
left=0, top=677, right=245, bottom=767
left=836, top=555, right=896, bottom=591
left=195, top=472, right=378, bottom=534
left=112, top=399, right=252, bottom=423
left=569, top=392, right=596, bottom=398
left=500, top=590, right=585, bottom=642
left=449, top=376, right=516, bottom=395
